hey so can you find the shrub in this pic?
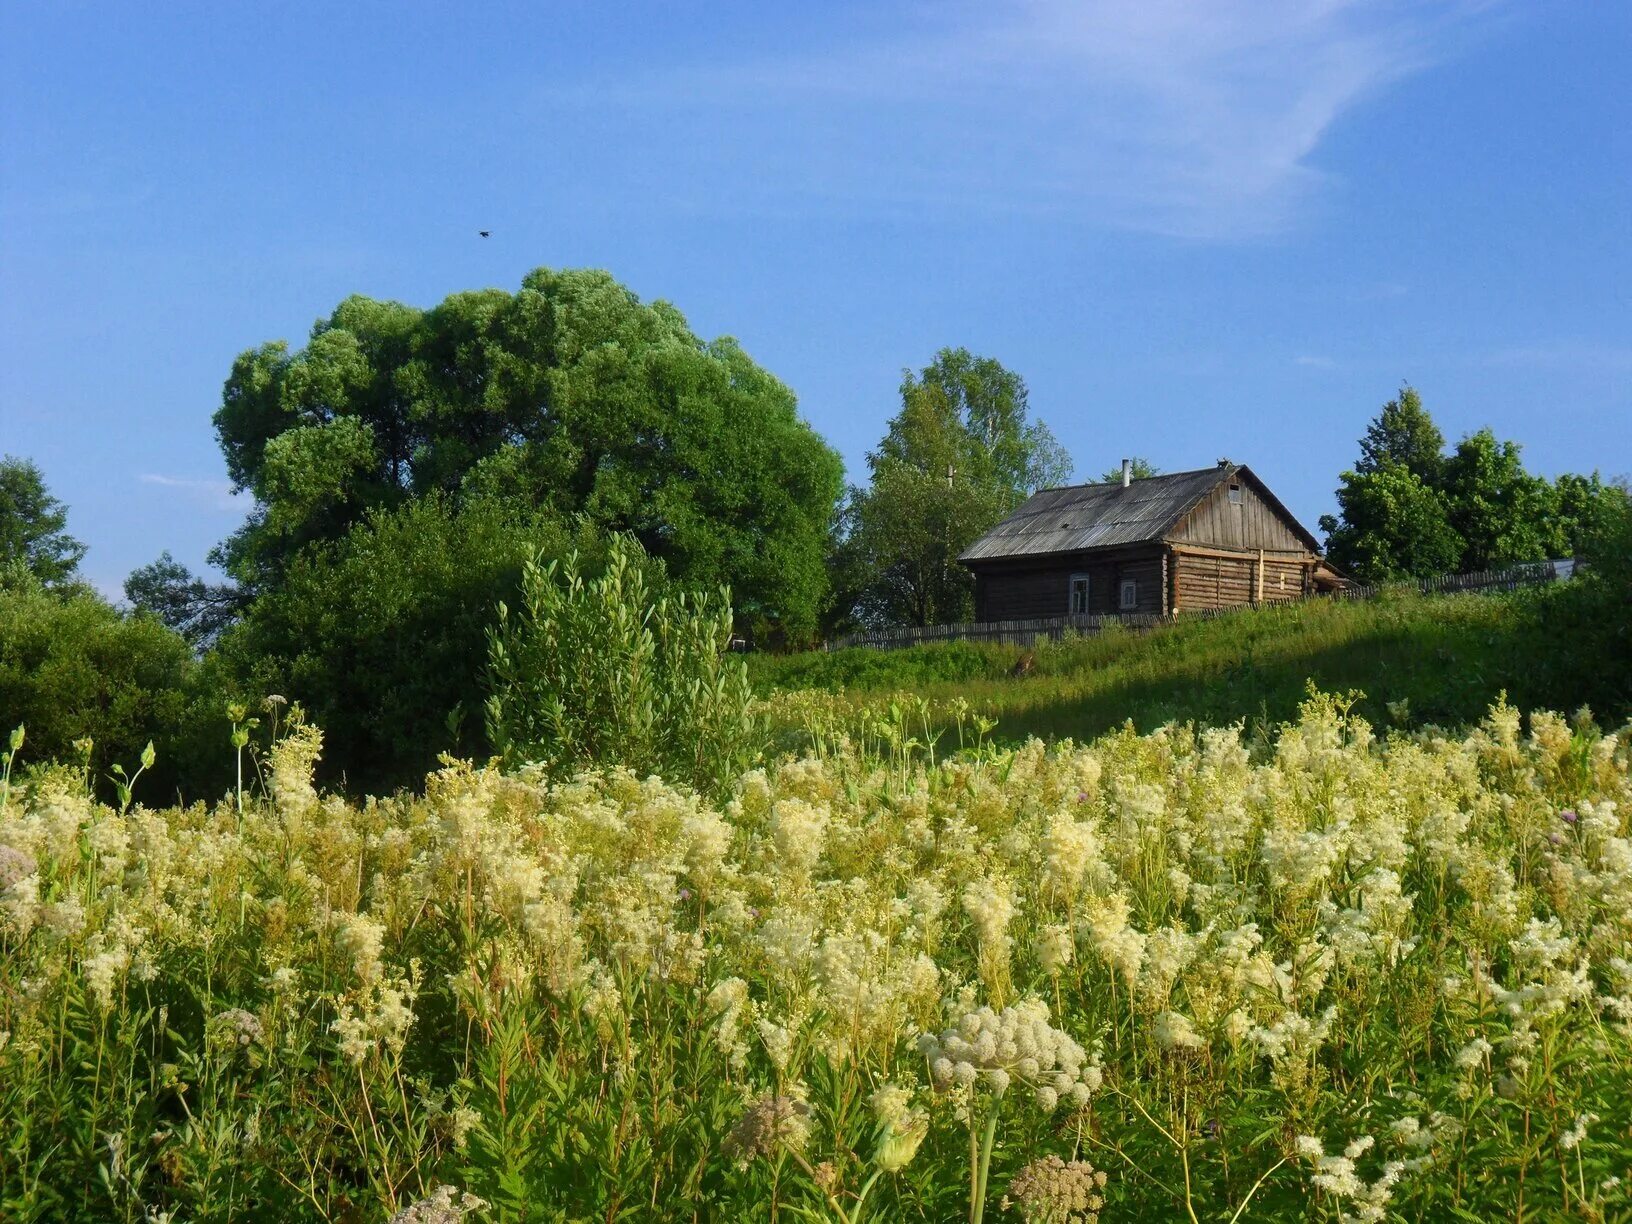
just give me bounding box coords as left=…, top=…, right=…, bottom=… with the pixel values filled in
left=208, top=495, right=594, bottom=795
left=484, top=535, right=760, bottom=796
left=0, top=572, right=190, bottom=799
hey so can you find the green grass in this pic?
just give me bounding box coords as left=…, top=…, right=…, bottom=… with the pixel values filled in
left=753, top=581, right=1632, bottom=741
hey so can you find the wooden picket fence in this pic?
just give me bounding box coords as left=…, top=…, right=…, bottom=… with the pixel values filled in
left=828, top=558, right=1576, bottom=651
left=1333, top=557, right=1575, bottom=602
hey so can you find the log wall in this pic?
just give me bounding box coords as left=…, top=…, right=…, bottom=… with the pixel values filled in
left=975, top=548, right=1166, bottom=621
left=1170, top=549, right=1312, bottom=611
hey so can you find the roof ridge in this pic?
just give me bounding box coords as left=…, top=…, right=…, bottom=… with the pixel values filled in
left=1030, top=464, right=1231, bottom=496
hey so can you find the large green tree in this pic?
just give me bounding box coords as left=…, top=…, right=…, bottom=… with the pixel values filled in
left=1319, top=463, right=1463, bottom=583
left=1440, top=429, right=1559, bottom=571
left=212, top=268, right=844, bottom=638
left=1321, top=388, right=1626, bottom=582
left=1354, top=386, right=1445, bottom=484
left=839, top=349, right=1071, bottom=628
left=124, top=552, right=241, bottom=648
left=0, top=456, right=86, bottom=585
left=1551, top=472, right=1628, bottom=561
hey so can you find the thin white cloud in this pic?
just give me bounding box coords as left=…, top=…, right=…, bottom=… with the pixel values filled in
left=1295, top=355, right=1338, bottom=369
left=552, top=1, right=1492, bottom=238
left=139, top=474, right=250, bottom=513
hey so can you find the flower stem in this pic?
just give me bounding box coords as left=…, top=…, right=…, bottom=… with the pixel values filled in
left=848, top=1169, right=884, bottom=1224
left=971, top=1103, right=1001, bottom=1224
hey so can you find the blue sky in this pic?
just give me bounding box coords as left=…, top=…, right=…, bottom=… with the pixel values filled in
left=2, top=1, right=1627, bottom=596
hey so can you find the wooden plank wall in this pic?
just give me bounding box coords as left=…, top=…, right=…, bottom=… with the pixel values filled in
left=1260, top=557, right=1308, bottom=601
left=978, top=565, right=1077, bottom=620
left=1119, top=555, right=1165, bottom=614
left=1168, top=477, right=1310, bottom=552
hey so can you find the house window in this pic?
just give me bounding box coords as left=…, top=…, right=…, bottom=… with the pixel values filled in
left=1228, top=482, right=1243, bottom=505
left=1068, top=574, right=1090, bottom=615
left=1119, top=578, right=1138, bottom=610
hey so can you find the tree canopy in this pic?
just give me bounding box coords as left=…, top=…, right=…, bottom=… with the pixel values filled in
left=124, top=551, right=240, bottom=648
left=837, top=349, right=1072, bottom=628
left=1440, top=428, right=1560, bottom=571
left=0, top=456, right=86, bottom=586
left=212, top=267, right=844, bottom=638
left=1355, top=386, right=1444, bottom=484
left=1320, top=387, right=1628, bottom=582
left=1319, top=463, right=1462, bottom=583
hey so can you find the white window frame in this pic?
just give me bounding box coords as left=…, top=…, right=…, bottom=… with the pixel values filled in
left=1119, top=578, right=1139, bottom=610
left=1068, top=573, right=1090, bottom=615
left=1228, top=482, right=1244, bottom=505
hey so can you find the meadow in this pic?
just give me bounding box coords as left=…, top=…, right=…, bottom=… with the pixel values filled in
left=3, top=687, right=1630, bottom=1221
left=751, top=582, right=1632, bottom=748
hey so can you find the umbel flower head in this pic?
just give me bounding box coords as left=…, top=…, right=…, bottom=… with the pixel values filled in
left=209, top=1008, right=265, bottom=1050
left=918, top=998, right=1097, bottom=1111
left=1004, top=1155, right=1109, bottom=1224
left=722, top=1094, right=813, bottom=1167
left=388, top=1186, right=486, bottom=1224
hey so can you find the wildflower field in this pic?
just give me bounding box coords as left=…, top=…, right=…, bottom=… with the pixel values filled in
left=3, top=692, right=1632, bottom=1222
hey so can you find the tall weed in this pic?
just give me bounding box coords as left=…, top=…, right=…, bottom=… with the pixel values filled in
left=484, top=535, right=760, bottom=797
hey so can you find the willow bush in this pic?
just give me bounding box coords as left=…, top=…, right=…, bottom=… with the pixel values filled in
left=483, top=535, right=760, bottom=799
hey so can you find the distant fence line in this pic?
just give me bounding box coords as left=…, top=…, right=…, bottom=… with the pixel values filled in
left=828, top=558, right=1577, bottom=652
left=1331, top=557, right=1574, bottom=602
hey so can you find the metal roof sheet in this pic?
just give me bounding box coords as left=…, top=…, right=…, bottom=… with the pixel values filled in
left=958, top=466, right=1231, bottom=563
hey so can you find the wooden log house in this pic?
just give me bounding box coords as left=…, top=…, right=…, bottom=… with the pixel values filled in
left=958, top=460, right=1337, bottom=621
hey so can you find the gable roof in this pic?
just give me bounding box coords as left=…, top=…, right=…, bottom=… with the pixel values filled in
left=958, top=463, right=1320, bottom=564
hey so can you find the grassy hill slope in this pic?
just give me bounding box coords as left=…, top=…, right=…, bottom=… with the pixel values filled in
left=752, top=580, right=1631, bottom=742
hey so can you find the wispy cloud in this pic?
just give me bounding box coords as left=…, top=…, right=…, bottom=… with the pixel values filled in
left=139, top=474, right=250, bottom=513
left=1295, top=354, right=1338, bottom=369
left=554, top=1, right=1491, bottom=237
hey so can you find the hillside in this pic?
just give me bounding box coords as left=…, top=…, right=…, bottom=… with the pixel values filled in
left=753, top=580, right=1632, bottom=742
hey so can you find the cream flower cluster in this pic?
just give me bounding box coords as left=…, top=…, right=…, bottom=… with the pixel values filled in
left=1004, top=1154, right=1110, bottom=1224
left=2, top=689, right=1629, bottom=1219
left=721, top=1094, right=813, bottom=1167
left=387, top=1186, right=486, bottom=1224
left=919, top=999, right=1098, bottom=1112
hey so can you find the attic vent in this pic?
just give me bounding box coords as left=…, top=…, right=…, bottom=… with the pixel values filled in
left=1228, top=483, right=1243, bottom=505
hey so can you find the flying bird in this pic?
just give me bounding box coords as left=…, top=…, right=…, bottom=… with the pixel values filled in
left=478, top=230, right=491, bottom=238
